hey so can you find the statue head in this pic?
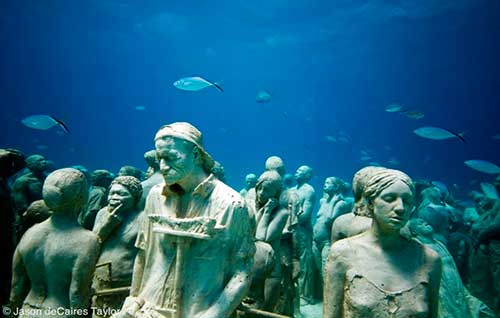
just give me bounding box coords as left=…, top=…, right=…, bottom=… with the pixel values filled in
left=211, top=160, right=226, bottom=182
left=265, top=156, right=285, bottom=176
left=352, top=166, right=386, bottom=216
left=245, top=173, right=258, bottom=189
left=118, top=165, right=143, bottom=180
left=323, top=177, right=345, bottom=196
left=363, top=168, right=415, bottom=231
left=0, top=148, right=25, bottom=178
left=144, top=150, right=160, bottom=171
left=154, top=122, right=215, bottom=185
left=407, top=218, right=434, bottom=239
left=43, top=168, right=89, bottom=216
left=294, top=165, right=313, bottom=184
left=108, top=176, right=143, bottom=211
left=91, top=169, right=115, bottom=188
left=26, top=154, right=48, bottom=174
left=256, top=170, right=282, bottom=207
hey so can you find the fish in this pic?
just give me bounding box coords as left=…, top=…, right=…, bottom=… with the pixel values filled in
left=401, top=110, right=424, bottom=120
left=256, top=90, right=272, bottom=103
left=385, top=103, right=404, bottom=113
left=464, top=160, right=500, bottom=174
left=22, top=115, right=70, bottom=134
left=387, top=157, right=400, bottom=166
left=173, top=76, right=223, bottom=92
left=135, top=105, right=146, bottom=111
left=414, top=126, right=466, bottom=143
left=325, top=135, right=337, bottom=143
left=360, top=156, right=372, bottom=162
left=480, top=182, right=499, bottom=199
left=337, top=136, right=349, bottom=143
left=492, top=134, right=500, bottom=140
left=36, top=144, right=48, bottom=150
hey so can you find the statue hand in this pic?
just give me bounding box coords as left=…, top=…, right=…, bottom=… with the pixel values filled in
left=265, top=198, right=278, bottom=212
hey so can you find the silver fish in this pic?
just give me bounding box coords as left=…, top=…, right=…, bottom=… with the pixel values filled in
left=22, top=114, right=70, bottom=134
left=173, top=76, right=223, bottom=92
left=256, top=90, right=272, bottom=103
left=464, top=160, right=500, bottom=174
left=385, top=103, right=403, bottom=113
left=414, top=126, right=465, bottom=143
left=480, top=182, right=499, bottom=199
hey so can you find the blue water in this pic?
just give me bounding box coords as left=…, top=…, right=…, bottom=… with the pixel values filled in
left=1, top=1, right=500, bottom=197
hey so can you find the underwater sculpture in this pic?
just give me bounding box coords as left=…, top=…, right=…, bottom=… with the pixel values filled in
left=415, top=187, right=451, bottom=245
left=240, top=173, right=258, bottom=199
left=248, top=170, right=289, bottom=312
left=313, top=177, right=350, bottom=282
left=80, top=169, right=115, bottom=230
left=113, top=122, right=255, bottom=318
left=324, top=167, right=442, bottom=318
left=292, top=165, right=316, bottom=303
left=0, top=148, right=25, bottom=304
left=11, top=154, right=49, bottom=221
left=92, top=176, right=143, bottom=318
left=406, top=218, right=494, bottom=318
left=143, top=150, right=159, bottom=180
left=9, top=168, right=100, bottom=317
left=18, top=199, right=51, bottom=238
left=118, top=165, right=143, bottom=181
left=139, top=150, right=163, bottom=210
left=263, top=156, right=301, bottom=316
left=473, top=200, right=500, bottom=314
left=330, top=166, right=384, bottom=244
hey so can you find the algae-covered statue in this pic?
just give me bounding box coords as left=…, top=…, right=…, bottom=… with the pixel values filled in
left=80, top=169, right=114, bottom=230
left=249, top=170, right=289, bottom=312
left=324, top=167, right=442, bottom=318
left=114, top=122, right=255, bottom=318
left=92, top=176, right=143, bottom=318
left=406, top=218, right=494, bottom=318
left=313, top=177, right=350, bottom=281
left=0, top=148, right=25, bottom=305
left=292, top=165, right=316, bottom=303
left=330, top=166, right=382, bottom=244
left=9, top=168, right=100, bottom=317
left=11, top=154, right=48, bottom=221
left=239, top=173, right=257, bottom=199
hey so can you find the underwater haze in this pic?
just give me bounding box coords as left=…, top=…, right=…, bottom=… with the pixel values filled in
left=1, top=0, right=500, bottom=194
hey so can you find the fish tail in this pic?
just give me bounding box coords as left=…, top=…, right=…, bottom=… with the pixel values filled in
left=50, top=116, right=70, bottom=134
left=445, top=128, right=466, bottom=143
left=212, top=82, right=224, bottom=92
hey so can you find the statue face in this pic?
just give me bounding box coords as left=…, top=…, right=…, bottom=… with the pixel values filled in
left=323, top=178, right=337, bottom=194
left=156, top=137, right=196, bottom=185
left=372, top=180, right=414, bottom=231
left=245, top=174, right=257, bottom=188
left=294, top=166, right=310, bottom=182
left=108, top=183, right=134, bottom=211
left=256, top=180, right=278, bottom=206
left=31, top=156, right=48, bottom=173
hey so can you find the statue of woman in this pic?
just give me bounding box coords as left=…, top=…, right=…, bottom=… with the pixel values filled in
left=324, top=167, right=442, bottom=318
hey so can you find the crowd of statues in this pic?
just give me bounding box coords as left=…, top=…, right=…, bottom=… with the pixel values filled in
left=1, top=121, right=500, bottom=318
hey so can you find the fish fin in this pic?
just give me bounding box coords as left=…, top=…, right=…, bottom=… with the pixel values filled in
left=50, top=116, right=70, bottom=134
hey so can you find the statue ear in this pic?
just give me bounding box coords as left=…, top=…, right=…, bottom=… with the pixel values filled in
left=192, top=146, right=202, bottom=163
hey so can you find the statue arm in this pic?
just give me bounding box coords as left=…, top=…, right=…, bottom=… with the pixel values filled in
left=323, top=240, right=349, bottom=318
left=264, top=208, right=289, bottom=242
left=428, top=249, right=442, bottom=318
left=298, top=188, right=315, bottom=224
left=194, top=204, right=255, bottom=318
left=9, top=248, right=30, bottom=309
left=69, top=236, right=100, bottom=309
left=129, top=249, right=145, bottom=297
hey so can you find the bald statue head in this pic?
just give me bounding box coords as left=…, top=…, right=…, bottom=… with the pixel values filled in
left=43, top=168, right=89, bottom=216
left=265, top=156, right=285, bottom=176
